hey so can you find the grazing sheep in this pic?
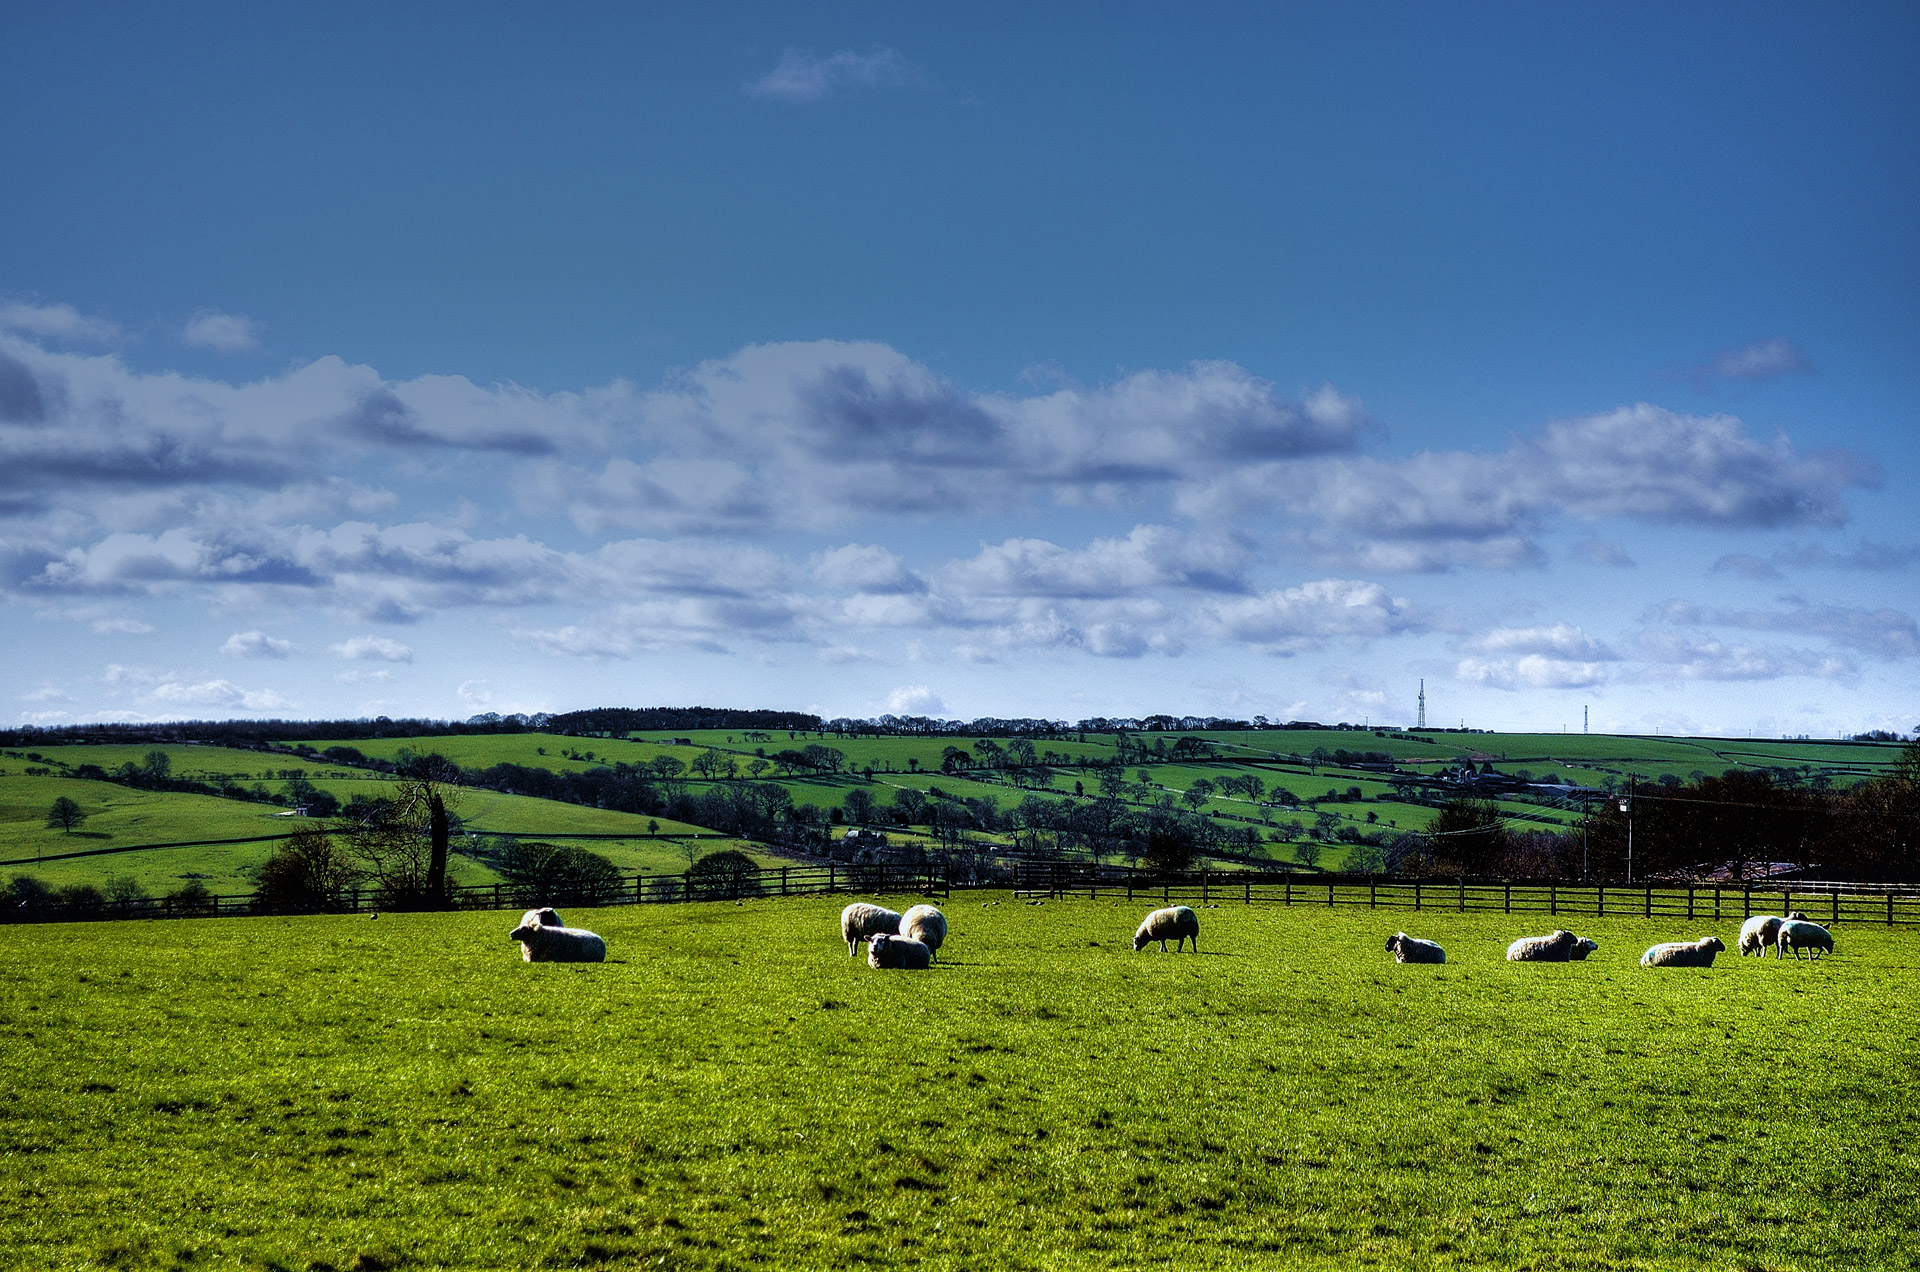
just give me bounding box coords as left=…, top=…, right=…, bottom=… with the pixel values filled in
left=1785, top=910, right=1809, bottom=920
left=839, top=903, right=901, bottom=957
left=1775, top=920, right=1834, bottom=960
left=867, top=933, right=933, bottom=970
left=900, top=904, right=947, bottom=961
left=1739, top=915, right=1787, bottom=957
left=1640, top=936, right=1726, bottom=968
left=519, top=907, right=563, bottom=930
left=1385, top=932, right=1445, bottom=964
left=1505, top=929, right=1598, bottom=962
left=1133, top=905, right=1200, bottom=953
left=508, top=921, right=607, bottom=963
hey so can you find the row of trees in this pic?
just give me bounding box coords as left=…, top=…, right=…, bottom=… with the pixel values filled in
left=1395, top=744, right=1920, bottom=882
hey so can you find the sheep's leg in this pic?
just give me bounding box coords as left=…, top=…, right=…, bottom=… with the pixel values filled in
left=848, top=940, right=858, bottom=957
left=1159, top=939, right=1168, bottom=953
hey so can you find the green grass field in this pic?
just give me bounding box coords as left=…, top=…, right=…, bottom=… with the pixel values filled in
left=3, top=896, right=1913, bottom=1270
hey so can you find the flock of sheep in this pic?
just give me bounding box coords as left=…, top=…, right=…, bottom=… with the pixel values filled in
left=1386, top=910, right=1836, bottom=968
left=500, top=898, right=1838, bottom=971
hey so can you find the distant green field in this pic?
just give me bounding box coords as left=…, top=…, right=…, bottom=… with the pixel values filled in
left=2, top=743, right=362, bottom=781
left=1, top=897, right=1912, bottom=1270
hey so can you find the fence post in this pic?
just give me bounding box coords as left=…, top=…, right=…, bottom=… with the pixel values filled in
left=1644, top=886, right=1651, bottom=918
left=1549, top=883, right=1556, bottom=916
left=1687, top=887, right=1694, bottom=921
left=1714, top=887, right=1721, bottom=921
left=493, top=882, right=501, bottom=909
left=685, top=870, right=693, bottom=902
left=1504, top=881, right=1511, bottom=914
left=1414, top=882, right=1421, bottom=911
left=1127, top=871, right=1134, bottom=903
left=1245, top=879, right=1251, bottom=905
left=1202, top=870, right=1209, bottom=906
left=781, top=867, right=790, bottom=897
left=1284, top=878, right=1292, bottom=907
left=1744, top=886, right=1752, bottom=918
left=1597, top=885, right=1604, bottom=916
left=1890, top=891, right=1896, bottom=926
left=1457, top=880, right=1465, bottom=913
left=829, top=864, right=836, bottom=895
left=1784, top=888, right=1793, bottom=917
left=1370, top=878, right=1377, bottom=909
left=1328, top=881, right=1334, bottom=908
left=1831, top=887, right=1840, bottom=926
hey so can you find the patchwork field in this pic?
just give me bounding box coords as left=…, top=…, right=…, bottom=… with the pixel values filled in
left=1, top=896, right=1912, bottom=1270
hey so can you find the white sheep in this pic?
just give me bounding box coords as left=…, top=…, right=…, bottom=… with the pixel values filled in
left=1640, top=936, right=1725, bottom=968
left=1505, top=929, right=1598, bottom=962
left=867, top=932, right=933, bottom=970
left=1775, top=919, right=1833, bottom=960
left=1739, top=915, right=1785, bottom=957
left=899, top=904, right=947, bottom=961
left=519, top=907, right=563, bottom=930
left=840, top=903, right=901, bottom=957
left=1385, top=932, right=1446, bottom=964
left=508, top=920, right=607, bottom=963
left=1133, top=905, right=1200, bottom=953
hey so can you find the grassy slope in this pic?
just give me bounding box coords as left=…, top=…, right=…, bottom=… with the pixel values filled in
left=0, top=897, right=1912, bottom=1270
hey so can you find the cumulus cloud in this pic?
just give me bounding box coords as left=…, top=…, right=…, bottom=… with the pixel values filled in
left=747, top=48, right=925, bottom=103
left=1656, top=598, right=1920, bottom=659
left=1635, top=631, right=1854, bottom=681
left=1202, top=579, right=1424, bottom=656
left=146, top=678, right=292, bottom=710
left=882, top=685, right=946, bottom=715
left=222, top=630, right=294, bottom=658
left=943, top=526, right=1250, bottom=599
left=1192, top=404, right=1871, bottom=571
left=0, top=301, right=119, bottom=344
left=181, top=310, right=262, bottom=354
left=1455, top=655, right=1612, bottom=690
left=1465, top=623, right=1617, bottom=660
left=813, top=544, right=925, bottom=594
left=1770, top=541, right=1920, bottom=573
left=331, top=635, right=413, bottom=662
left=1685, top=336, right=1811, bottom=384
left=456, top=679, right=492, bottom=706
left=550, top=343, right=1362, bottom=535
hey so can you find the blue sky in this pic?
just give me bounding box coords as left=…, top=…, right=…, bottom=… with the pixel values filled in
left=3, top=1, right=1916, bottom=735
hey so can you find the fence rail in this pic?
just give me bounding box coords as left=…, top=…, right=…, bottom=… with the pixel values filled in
left=2, top=861, right=950, bottom=924
left=1011, top=862, right=1920, bottom=927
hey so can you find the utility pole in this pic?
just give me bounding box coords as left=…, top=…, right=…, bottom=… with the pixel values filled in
left=1584, top=705, right=1588, bottom=735
left=1619, top=776, right=1636, bottom=886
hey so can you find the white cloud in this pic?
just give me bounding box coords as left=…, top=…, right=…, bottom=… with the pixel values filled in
left=330, top=635, right=413, bottom=662
left=146, top=678, right=292, bottom=710
left=943, top=526, right=1249, bottom=599
left=1635, top=632, right=1854, bottom=682
left=1572, top=539, right=1634, bottom=568
left=0, top=300, right=119, bottom=344
left=813, top=544, right=925, bottom=594
left=91, top=617, right=154, bottom=635
left=1688, top=336, right=1811, bottom=384
left=222, top=629, right=294, bottom=658
left=882, top=685, right=946, bottom=715
left=747, top=48, right=925, bottom=103
left=1455, top=655, right=1612, bottom=690
left=456, top=679, right=492, bottom=706
left=1656, top=598, right=1920, bottom=659
left=181, top=310, right=262, bottom=354
left=1202, top=580, right=1425, bottom=655
left=335, top=667, right=394, bottom=684
left=1464, top=623, right=1617, bottom=661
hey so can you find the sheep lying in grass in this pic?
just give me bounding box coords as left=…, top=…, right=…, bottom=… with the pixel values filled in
left=1776, top=919, right=1834, bottom=960
left=1133, top=905, right=1200, bottom=953
left=840, top=903, right=901, bottom=958
left=1640, top=936, right=1725, bottom=968
left=508, top=920, right=607, bottom=963
left=867, top=933, right=932, bottom=970
left=1505, top=929, right=1598, bottom=962
left=520, top=907, right=563, bottom=930
left=1385, top=932, right=1445, bottom=964
left=900, top=904, right=947, bottom=961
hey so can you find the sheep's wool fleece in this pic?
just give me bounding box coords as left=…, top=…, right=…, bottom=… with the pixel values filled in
left=868, top=934, right=932, bottom=970
left=510, top=923, right=607, bottom=963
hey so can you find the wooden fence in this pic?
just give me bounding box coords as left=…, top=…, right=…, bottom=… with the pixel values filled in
left=2, top=861, right=950, bottom=924
left=1010, top=861, right=1920, bottom=927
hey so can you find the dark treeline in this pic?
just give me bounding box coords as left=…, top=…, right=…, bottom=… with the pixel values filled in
left=1390, top=747, right=1920, bottom=882
left=0, top=707, right=1402, bottom=750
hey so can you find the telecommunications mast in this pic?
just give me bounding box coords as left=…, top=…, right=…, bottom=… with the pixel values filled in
left=1416, top=679, right=1426, bottom=729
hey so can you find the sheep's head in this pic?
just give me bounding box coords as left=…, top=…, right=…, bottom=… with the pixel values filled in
left=869, top=934, right=893, bottom=955
left=1385, top=934, right=1404, bottom=953
left=508, top=924, right=537, bottom=943
left=1703, top=936, right=1725, bottom=953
